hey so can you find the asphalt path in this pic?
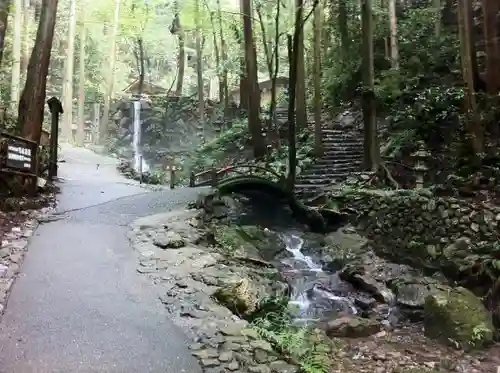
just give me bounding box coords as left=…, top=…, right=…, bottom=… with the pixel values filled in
left=0, top=144, right=205, bottom=373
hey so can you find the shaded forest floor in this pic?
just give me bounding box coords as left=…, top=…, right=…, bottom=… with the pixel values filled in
left=329, top=324, right=500, bottom=372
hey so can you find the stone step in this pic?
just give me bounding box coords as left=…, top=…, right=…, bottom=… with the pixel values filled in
left=322, top=146, right=363, bottom=152
left=295, top=176, right=349, bottom=185
left=300, top=166, right=357, bottom=176
left=313, top=158, right=361, bottom=166
left=307, top=159, right=360, bottom=168
left=322, top=137, right=362, bottom=143
left=298, top=170, right=353, bottom=178
left=321, top=154, right=362, bottom=162
left=323, top=141, right=363, bottom=150
left=323, top=144, right=363, bottom=154
left=322, top=132, right=361, bottom=140
left=322, top=131, right=358, bottom=137
left=306, top=163, right=362, bottom=177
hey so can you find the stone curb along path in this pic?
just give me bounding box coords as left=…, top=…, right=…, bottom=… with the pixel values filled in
left=127, top=208, right=300, bottom=373
left=0, top=207, right=55, bottom=316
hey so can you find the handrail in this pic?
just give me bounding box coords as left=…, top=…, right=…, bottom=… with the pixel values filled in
left=189, top=163, right=284, bottom=188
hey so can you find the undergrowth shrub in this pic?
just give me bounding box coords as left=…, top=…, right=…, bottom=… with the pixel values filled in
left=182, top=118, right=316, bottom=179
left=248, top=296, right=332, bottom=373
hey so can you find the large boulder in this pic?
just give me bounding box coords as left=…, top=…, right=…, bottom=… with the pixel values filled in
left=388, top=275, right=444, bottom=321
left=152, top=231, right=185, bottom=249
left=423, top=286, right=494, bottom=349
left=212, top=278, right=259, bottom=316
left=212, top=225, right=287, bottom=261
left=325, top=316, right=381, bottom=338
left=302, top=225, right=368, bottom=271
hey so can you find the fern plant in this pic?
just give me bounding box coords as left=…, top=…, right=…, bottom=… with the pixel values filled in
left=249, top=299, right=331, bottom=373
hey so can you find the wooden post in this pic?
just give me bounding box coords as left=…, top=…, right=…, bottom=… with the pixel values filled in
left=169, top=167, right=175, bottom=189
left=92, top=102, right=100, bottom=145
left=138, top=154, right=143, bottom=184
left=29, top=141, right=38, bottom=196
left=189, top=171, right=195, bottom=187
left=47, top=97, right=63, bottom=180
left=210, top=167, right=217, bottom=187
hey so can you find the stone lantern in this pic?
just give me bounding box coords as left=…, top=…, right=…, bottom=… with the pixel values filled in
left=412, top=141, right=429, bottom=189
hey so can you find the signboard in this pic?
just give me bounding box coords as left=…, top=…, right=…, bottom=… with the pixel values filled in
left=6, top=140, right=33, bottom=171
left=0, top=132, right=36, bottom=175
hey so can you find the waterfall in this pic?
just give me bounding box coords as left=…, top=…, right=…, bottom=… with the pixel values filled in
left=132, top=99, right=149, bottom=173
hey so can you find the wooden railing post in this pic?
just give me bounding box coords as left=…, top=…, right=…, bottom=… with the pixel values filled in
left=168, top=165, right=181, bottom=189
left=189, top=171, right=195, bottom=187
left=210, top=167, right=217, bottom=187
left=169, top=168, right=175, bottom=189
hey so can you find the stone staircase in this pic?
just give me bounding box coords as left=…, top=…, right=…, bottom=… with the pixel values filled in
left=295, top=125, right=364, bottom=202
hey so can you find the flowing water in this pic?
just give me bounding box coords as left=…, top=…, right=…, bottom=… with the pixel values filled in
left=132, top=100, right=150, bottom=173
left=278, top=231, right=358, bottom=323
left=232, top=192, right=359, bottom=323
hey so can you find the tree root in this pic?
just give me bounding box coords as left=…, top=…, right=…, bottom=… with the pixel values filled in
left=379, top=162, right=400, bottom=189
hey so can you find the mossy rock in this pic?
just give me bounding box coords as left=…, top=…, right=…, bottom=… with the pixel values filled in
left=213, top=278, right=258, bottom=316
left=423, top=286, right=494, bottom=349
left=212, top=224, right=286, bottom=260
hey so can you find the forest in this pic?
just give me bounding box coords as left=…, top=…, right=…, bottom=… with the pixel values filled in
left=0, top=0, right=497, bottom=184
left=0, top=0, right=500, bottom=372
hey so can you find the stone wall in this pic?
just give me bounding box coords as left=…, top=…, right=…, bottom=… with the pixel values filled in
left=338, top=189, right=500, bottom=285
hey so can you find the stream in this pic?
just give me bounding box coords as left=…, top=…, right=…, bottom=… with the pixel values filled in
left=279, top=232, right=358, bottom=323
left=232, top=191, right=370, bottom=324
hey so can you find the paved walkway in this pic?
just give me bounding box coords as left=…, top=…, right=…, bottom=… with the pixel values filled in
left=0, top=144, right=204, bottom=373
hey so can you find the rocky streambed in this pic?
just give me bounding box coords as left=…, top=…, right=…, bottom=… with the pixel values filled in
left=128, top=191, right=500, bottom=373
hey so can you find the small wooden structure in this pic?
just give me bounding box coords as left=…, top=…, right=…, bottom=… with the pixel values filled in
left=122, top=79, right=172, bottom=97
left=229, top=77, right=289, bottom=106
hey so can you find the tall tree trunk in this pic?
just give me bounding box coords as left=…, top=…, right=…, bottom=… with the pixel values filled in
left=99, top=0, right=120, bottom=144
left=10, top=0, right=22, bottom=115
left=215, top=0, right=228, bottom=113
left=232, top=25, right=248, bottom=111
left=256, top=3, right=273, bottom=127
left=313, top=0, right=323, bottom=157
left=76, top=6, right=86, bottom=147
left=361, top=0, right=379, bottom=170
left=338, top=0, right=349, bottom=52
left=61, top=0, right=76, bottom=142
left=270, top=1, right=281, bottom=129
left=194, top=0, right=204, bottom=120
left=19, top=0, right=58, bottom=143
left=434, top=0, right=441, bottom=37
left=457, top=0, right=483, bottom=154
left=21, top=0, right=30, bottom=75
left=241, top=0, right=265, bottom=158
left=294, top=0, right=307, bottom=128
left=388, top=0, right=399, bottom=69
left=0, top=0, right=10, bottom=69
left=483, top=0, right=500, bottom=143
left=174, top=21, right=185, bottom=95
left=208, top=10, right=222, bottom=102
left=136, top=37, right=145, bottom=94
left=287, top=0, right=305, bottom=191
left=483, top=0, right=500, bottom=94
